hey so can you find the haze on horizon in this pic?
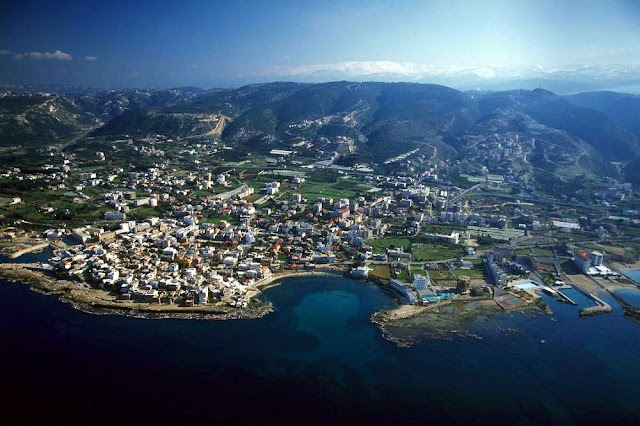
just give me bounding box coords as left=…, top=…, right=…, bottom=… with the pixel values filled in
left=1, top=0, right=640, bottom=89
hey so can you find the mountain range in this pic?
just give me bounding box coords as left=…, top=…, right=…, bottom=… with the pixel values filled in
left=249, top=61, right=640, bottom=95
left=1, top=81, right=640, bottom=185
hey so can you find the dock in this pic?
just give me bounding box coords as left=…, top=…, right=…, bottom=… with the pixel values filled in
left=557, top=277, right=613, bottom=316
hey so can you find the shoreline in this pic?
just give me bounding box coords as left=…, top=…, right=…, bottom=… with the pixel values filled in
left=0, top=262, right=274, bottom=320
left=0, top=261, right=575, bottom=348
left=254, top=268, right=349, bottom=291
left=0, top=262, right=373, bottom=321
left=7, top=242, right=50, bottom=259
left=611, top=260, right=640, bottom=272
left=372, top=298, right=548, bottom=347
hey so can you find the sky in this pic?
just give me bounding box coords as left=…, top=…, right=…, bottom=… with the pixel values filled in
left=1, top=0, right=640, bottom=88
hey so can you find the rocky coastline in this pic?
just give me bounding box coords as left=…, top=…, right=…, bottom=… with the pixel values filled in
left=0, top=262, right=274, bottom=320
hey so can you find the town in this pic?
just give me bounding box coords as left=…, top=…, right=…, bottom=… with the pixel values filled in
left=2, top=128, right=640, bottom=320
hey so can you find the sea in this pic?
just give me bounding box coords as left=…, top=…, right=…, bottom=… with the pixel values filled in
left=624, top=269, right=640, bottom=285
left=2, top=252, right=640, bottom=425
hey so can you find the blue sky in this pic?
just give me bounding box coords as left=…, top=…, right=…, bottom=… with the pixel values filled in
left=1, top=0, right=639, bottom=88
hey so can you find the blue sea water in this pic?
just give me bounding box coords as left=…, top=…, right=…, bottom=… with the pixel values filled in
left=0, top=245, right=53, bottom=264
left=624, top=269, right=640, bottom=284
left=614, top=289, right=640, bottom=308
left=1, top=273, right=640, bottom=425
left=557, top=288, right=597, bottom=307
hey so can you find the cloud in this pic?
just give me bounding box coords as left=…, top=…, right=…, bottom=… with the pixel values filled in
left=254, top=60, right=546, bottom=85
left=262, top=61, right=457, bottom=77
left=258, top=61, right=506, bottom=81
left=257, top=60, right=640, bottom=88
left=260, top=60, right=559, bottom=81
left=0, top=49, right=12, bottom=56
left=12, top=49, right=73, bottom=60
left=85, top=56, right=98, bottom=61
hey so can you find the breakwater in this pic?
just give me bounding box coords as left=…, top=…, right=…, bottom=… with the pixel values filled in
left=609, top=291, right=640, bottom=322
left=579, top=294, right=614, bottom=316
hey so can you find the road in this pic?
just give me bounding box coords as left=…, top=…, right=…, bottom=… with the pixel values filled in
left=448, top=183, right=484, bottom=206
left=59, top=124, right=102, bottom=151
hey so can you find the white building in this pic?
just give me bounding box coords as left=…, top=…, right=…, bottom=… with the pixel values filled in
left=351, top=265, right=370, bottom=277
left=424, top=231, right=459, bottom=245
left=573, top=250, right=606, bottom=275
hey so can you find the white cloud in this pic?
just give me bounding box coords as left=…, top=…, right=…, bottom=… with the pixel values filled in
left=263, top=61, right=445, bottom=77
left=259, top=60, right=553, bottom=81
left=0, top=49, right=12, bottom=56
left=13, top=49, right=73, bottom=60
left=260, top=60, right=495, bottom=79
left=85, top=56, right=98, bottom=61
left=257, top=60, right=640, bottom=88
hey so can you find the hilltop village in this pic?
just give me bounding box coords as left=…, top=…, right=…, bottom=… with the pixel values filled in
left=1, top=128, right=640, bottom=319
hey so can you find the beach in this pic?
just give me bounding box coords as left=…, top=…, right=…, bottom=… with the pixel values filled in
left=611, top=259, right=640, bottom=271
left=254, top=267, right=348, bottom=290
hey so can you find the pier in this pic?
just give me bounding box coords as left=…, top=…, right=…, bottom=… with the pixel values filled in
left=557, top=275, right=613, bottom=316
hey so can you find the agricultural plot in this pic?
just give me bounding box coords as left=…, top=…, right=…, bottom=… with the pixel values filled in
left=451, top=267, right=485, bottom=279
left=299, top=178, right=358, bottom=201
left=531, top=247, right=554, bottom=257
left=467, top=226, right=525, bottom=241
left=412, top=243, right=463, bottom=261
left=368, top=237, right=411, bottom=254
left=369, top=264, right=391, bottom=280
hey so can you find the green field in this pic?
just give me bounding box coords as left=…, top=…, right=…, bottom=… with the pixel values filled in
left=395, top=269, right=410, bottom=282
left=369, top=264, right=392, bottom=280
left=411, top=264, right=427, bottom=275
left=299, top=178, right=358, bottom=201
left=531, top=247, right=554, bottom=257
left=80, top=186, right=108, bottom=199
left=204, top=214, right=239, bottom=225
left=130, top=205, right=172, bottom=219
left=368, top=237, right=411, bottom=254
left=411, top=243, right=463, bottom=261
left=467, top=226, right=525, bottom=241
left=451, top=267, right=485, bottom=279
